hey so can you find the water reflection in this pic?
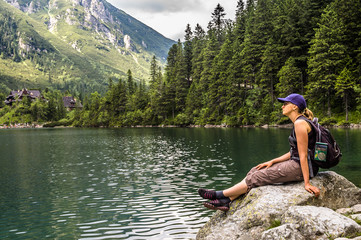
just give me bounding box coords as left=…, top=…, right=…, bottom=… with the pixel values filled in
left=0, top=128, right=360, bottom=239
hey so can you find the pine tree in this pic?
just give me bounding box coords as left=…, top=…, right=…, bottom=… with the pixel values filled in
left=239, top=0, right=262, bottom=88
left=163, top=44, right=178, bottom=118
left=210, top=3, right=227, bottom=44
left=335, top=67, right=356, bottom=121
left=174, top=40, right=188, bottom=113
left=135, top=80, right=148, bottom=111
left=307, top=5, right=348, bottom=116
left=236, top=0, right=245, bottom=19
left=46, top=97, right=57, bottom=121
left=259, top=38, right=281, bottom=104
left=190, top=24, right=206, bottom=85
left=127, top=69, right=135, bottom=95
left=185, top=24, right=206, bottom=119
left=332, top=0, right=361, bottom=87
left=57, top=95, right=66, bottom=120
left=108, top=79, right=127, bottom=118
left=271, top=0, right=332, bottom=95
left=88, top=91, right=102, bottom=126
left=184, top=24, right=193, bottom=86
left=149, top=55, right=158, bottom=90
left=208, top=27, right=235, bottom=123
left=227, top=0, right=247, bottom=124
left=276, top=57, right=303, bottom=96
left=230, top=0, right=246, bottom=78
left=148, top=55, right=167, bottom=121
left=199, top=30, right=219, bottom=113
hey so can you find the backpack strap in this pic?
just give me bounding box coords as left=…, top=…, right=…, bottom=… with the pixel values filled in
left=312, top=117, right=322, bottom=142
left=293, top=116, right=317, bottom=177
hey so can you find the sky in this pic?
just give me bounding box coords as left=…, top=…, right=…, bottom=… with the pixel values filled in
left=106, top=0, right=238, bottom=41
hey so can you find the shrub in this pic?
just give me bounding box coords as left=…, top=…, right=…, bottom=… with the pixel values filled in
left=337, top=120, right=350, bottom=127
left=319, top=117, right=337, bottom=126
left=43, top=119, right=71, bottom=127
left=222, top=115, right=238, bottom=126
left=174, top=113, right=191, bottom=126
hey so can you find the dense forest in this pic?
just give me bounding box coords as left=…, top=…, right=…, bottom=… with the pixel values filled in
left=1, top=0, right=361, bottom=127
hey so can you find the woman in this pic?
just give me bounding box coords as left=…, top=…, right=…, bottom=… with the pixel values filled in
left=198, top=93, right=320, bottom=211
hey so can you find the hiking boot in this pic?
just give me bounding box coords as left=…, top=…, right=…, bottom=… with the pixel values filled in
left=198, top=188, right=216, bottom=200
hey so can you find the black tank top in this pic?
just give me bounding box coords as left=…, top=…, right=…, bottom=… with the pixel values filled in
left=289, top=115, right=319, bottom=176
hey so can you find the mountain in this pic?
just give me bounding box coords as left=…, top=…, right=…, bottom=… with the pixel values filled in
left=0, top=0, right=175, bottom=94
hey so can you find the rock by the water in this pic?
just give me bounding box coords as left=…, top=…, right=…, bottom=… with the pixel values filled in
left=196, top=171, right=361, bottom=240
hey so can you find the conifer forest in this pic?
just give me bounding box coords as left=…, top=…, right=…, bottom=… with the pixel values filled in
left=1, top=0, right=361, bottom=127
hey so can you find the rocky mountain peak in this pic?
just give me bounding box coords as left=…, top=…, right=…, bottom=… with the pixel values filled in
left=2, top=0, right=174, bottom=59
left=3, top=0, right=40, bottom=13
left=0, top=0, right=175, bottom=93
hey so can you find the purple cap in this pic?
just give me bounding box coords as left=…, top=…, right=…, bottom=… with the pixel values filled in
left=277, top=93, right=307, bottom=111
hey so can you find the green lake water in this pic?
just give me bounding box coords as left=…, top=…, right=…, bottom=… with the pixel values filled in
left=0, top=127, right=360, bottom=239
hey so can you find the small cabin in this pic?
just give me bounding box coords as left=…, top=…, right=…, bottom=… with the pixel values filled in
left=5, top=89, right=44, bottom=106
left=62, top=96, right=83, bottom=111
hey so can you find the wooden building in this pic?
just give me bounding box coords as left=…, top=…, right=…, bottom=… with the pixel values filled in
left=62, top=96, right=83, bottom=111
left=5, top=89, right=44, bottom=106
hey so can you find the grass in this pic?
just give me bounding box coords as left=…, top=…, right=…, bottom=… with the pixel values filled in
left=352, top=217, right=361, bottom=226
left=267, top=219, right=282, bottom=230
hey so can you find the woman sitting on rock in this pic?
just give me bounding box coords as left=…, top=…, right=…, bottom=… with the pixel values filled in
left=198, top=93, right=320, bottom=211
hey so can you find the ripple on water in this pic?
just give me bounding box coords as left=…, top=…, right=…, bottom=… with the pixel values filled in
left=1, top=129, right=242, bottom=239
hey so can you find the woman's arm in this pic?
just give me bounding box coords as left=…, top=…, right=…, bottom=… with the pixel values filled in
left=294, top=119, right=320, bottom=197
left=255, top=152, right=290, bottom=170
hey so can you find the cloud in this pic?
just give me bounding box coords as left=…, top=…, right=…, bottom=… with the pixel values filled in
left=113, top=0, right=204, bottom=13
left=106, top=0, right=237, bottom=40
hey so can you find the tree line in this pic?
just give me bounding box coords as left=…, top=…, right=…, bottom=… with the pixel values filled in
left=2, top=0, right=361, bottom=127
left=72, top=0, right=361, bottom=127
left=0, top=88, right=67, bottom=125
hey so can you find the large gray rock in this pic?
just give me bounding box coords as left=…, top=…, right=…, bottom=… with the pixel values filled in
left=196, top=171, right=361, bottom=240
left=281, top=206, right=361, bottom=239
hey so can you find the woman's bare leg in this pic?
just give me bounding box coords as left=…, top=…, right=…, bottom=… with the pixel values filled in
left=223, top=178, right=248, bottom=201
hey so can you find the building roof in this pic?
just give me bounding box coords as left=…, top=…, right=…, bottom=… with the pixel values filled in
left=4, top=89, right=44, bottom=105
left=62, top=96, right=82, bottom=108
left=10, top=89, right=41, bottom=99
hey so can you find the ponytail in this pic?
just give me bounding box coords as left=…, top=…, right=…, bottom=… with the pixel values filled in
left=302, top=108, right=314, bottom=121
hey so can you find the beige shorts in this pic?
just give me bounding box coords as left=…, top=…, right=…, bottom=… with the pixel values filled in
left=245, top=160, right=303, bottom=189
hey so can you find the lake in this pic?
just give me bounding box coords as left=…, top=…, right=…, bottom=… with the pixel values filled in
left=0, top=127, right=360, bottom=239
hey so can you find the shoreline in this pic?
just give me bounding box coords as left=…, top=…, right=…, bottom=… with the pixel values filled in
left=2, top=123, right=361, bottom=129
left=119, top=123, right=361, bottom=129
left=0, top=123, right=43, bottom=129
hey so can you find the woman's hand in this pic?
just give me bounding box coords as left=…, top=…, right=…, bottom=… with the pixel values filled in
left=255, top=160, right=273, bottom=170
left=305, top=183, right=320, bottom=197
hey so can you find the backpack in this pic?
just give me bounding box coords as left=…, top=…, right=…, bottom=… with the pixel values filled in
left=308, top=118, right=342, bottom=168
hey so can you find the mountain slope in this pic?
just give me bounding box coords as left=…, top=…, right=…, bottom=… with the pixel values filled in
left=0, top=0, right=175, bottom=94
